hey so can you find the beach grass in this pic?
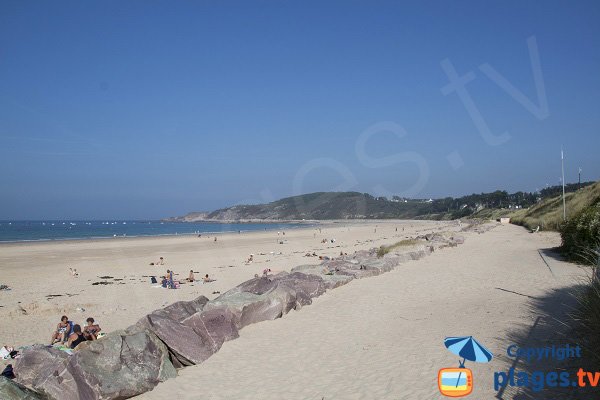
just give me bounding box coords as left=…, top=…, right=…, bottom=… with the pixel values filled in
left=571, top=247, right=600, bottom=366
left=377, top=239, right=419, bottom=257
left=510, top=181, right=600, bottom=231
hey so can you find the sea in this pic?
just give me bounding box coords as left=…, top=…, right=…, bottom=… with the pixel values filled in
left=0, top=220, right=305, bottom=243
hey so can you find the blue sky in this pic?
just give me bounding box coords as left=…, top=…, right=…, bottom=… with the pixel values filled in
left=1, top=1, right=599, bottom=219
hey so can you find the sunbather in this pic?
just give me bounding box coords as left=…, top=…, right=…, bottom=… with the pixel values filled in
left=83, top=317, right=101, bottom=340
left=67, top=324, right=87, bottom=349
left=50, top=315, right=73, bottom=345
left=161, top=269, right=175, bottom=288
left=187, top=270, right=195, bottom=282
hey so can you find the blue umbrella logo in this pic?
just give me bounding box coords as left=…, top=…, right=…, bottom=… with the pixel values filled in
left=444, top=336, right=493, bottom=389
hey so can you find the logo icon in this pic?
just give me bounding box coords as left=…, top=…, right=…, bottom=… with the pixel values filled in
left=438, top=336, right=493, bottom=397
left=438, top=367, right=473, bottom=397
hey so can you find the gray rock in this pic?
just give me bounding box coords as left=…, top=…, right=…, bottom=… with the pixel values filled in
left=206, top=277, right=299, bottom=329
left=270, top=272, right=327, bottom=306
left=15, top=328, right=176, bottom=400
left=137, top=295, right=237, bottom=367
left=151, top=295, right=209, bottom=323
left=139, top=313, right=223, bottom=367
left=183, top=306, right=239, bottom=344
left=290, top=264, right=354, bottom=289
left=0, top=376, right=43, bottom=400
left=69, top=327, right=177, bottom=399
left=14, top=345, right=80, bottom=400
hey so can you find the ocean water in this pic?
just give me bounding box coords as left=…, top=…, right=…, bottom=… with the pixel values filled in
left=0, top=221, right=304, bottom=243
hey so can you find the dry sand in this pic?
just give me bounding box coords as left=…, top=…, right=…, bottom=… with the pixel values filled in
left=1, top=220, right=588, bottom=399
left=0, top=220, right=446, bottom=348
left=138, top=223, right=587, bottom=400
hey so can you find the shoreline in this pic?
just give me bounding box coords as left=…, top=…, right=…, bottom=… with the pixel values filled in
left=0, top=220, right=322, bottom=247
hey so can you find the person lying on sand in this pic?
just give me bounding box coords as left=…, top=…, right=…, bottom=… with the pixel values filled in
left=83, top=317, right=101, bottom=341
left=69, top=268, right=79, bottom=277
left=202, top=274, right=215, bottom=283
left=150, top=257, right=165, bottom=266
left=187, top=270, right=195, bottom=282
left=67, top=324, right=87, bottom=349
left=50, top=315, right=73, bottom=345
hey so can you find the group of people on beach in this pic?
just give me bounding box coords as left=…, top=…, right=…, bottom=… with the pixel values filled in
left=159, top=269, right=214, bottom=288
left=50, top=315, right=101, bottom=349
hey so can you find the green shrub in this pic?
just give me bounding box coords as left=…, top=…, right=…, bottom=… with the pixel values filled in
left=571, top=251, right=600, bottom=367
left=560, top=201, right=600, bottom=264
left=377, top=239, right=419, bottom=258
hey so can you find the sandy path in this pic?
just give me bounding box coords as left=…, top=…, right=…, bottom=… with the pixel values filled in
left=139, top=223, right=586, bottom=400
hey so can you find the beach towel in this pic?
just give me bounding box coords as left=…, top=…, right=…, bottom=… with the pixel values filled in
left=55, top=345, right=74, bottom=355
left=0, top=346, right=11, bottom=359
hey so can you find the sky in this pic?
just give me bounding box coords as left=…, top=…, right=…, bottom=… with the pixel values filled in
left=1, top=1, right=599, bottom=219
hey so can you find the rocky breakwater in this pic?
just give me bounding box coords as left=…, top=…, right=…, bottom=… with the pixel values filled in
left=9, top=231, right=470, bottom=399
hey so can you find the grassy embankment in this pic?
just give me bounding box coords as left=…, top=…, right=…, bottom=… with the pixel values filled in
left=507, top=181, right=600, bottom=231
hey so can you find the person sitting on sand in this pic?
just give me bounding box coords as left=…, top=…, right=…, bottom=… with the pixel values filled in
left=202, top=274, right=215, bottom=283
left=161, top=270, right=174, bottom=288
left=50, top=315, right=73, bottom=345
left=164, top=270, right=175, bottom=288
left=69, top=268, right=79, bottom=277
left=83, top=317, right=101, bottom=341
left=67, top=324, right=87, bottom=349
left=187, top=270, right=195, bottom=282
left=245, top=254, right=254, bottom=264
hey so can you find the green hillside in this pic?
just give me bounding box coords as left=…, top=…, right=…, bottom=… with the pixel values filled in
left=168, top=181, right=599, bottom=223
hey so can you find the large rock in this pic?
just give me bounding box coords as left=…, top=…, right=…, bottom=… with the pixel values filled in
left=270, top=272, right=327, bottom=306
left=205, top=277, right=300, bottom=329
left=150, top=295, right=209, bottom=322
left=69, top=327, right=177, bottom=399
left=138, top=306, right=238, bottom=367
left=0, top=376, right=43, bottom=400
left=136, top=295, right=238, bottom=367
left=14, top=345, right=81, bottom=399
left=291, top=264, right=355, bottom=289
left=15, top=328, right=176, bottom=400
left=183, top=307, right=239, bottom=344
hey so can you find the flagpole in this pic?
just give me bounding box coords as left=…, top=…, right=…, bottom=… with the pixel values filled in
left=561, top=147, right=566, bottom=221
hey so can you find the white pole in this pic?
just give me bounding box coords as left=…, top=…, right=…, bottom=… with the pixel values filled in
left=561, top=147, right=566, bottom=221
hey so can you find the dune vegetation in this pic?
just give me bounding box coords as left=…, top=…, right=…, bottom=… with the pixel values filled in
left=509, top=181, right=600, bottom=232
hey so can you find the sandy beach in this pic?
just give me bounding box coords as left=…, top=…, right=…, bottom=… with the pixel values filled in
left=0, top=220, right=449, bottom=348
left=132, top=222, right=585, bottom=400
left=1, top=219, right=589, bottom=399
